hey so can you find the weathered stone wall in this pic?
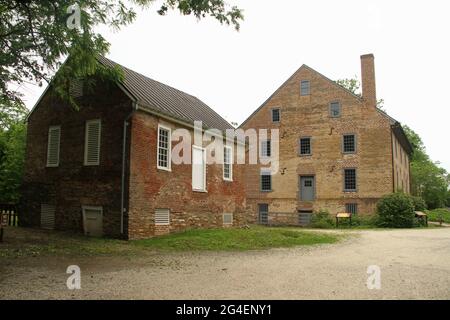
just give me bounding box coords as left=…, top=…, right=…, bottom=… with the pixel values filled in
left=242, top=58, right=409, bottom=218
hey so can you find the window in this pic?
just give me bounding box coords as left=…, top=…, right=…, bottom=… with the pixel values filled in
left=343, top=134, right=356, bottom=153
left=258, top=204, right=269, bottom=224
left=301, top=80, right=310, bottom=96
left=155, top=209, right=170, bottom=226
left=345, top=203, right=358, bottom=215
left=84, top=119, right=101, bottom=166
left=299, top=137, right=311, bottom=155
left=46, top=126, right=61, bottom=167
left=261, top=140, right=271, bottom=157
left=192, top=145, right=206, bottom=192
left=271, top=108, right=280, bottom=123
left=223, top=146, right=233, bottom=181
left=157, top=125, right=171, bottom=170
left=260, top=170, right=272, bottom=192
left=223, top=213, right=233, bottom=225
left=82, top=206, right=103, bottom=237
left=330, top=101, right=341, bottom=117
left=344, top=168, right=357, bottom=191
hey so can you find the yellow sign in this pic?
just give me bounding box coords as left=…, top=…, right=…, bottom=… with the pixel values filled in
left=336, top=213, right=351, bottom=218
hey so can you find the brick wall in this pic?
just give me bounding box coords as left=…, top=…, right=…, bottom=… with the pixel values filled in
left=21, top=81, right=133, bottom=237
left=126, top=111, right=248, bottom=239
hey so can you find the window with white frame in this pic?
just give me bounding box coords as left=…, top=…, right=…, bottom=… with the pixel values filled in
left=223, top=146, right=233, bottom=181
left=261, top=140, right=271, bottom=157
left=192, top=145, right=206, bottom=192
left=157, top=125, right=171, bottom=170
left=343, top=134, right=356, bottom=153
left=155, top=209, right=170, bottom=225
left=84, top=119, right=101, bottom=166
left=46, top=126, right=61, bottom=167
left=344, top=168, right=357, bottom=192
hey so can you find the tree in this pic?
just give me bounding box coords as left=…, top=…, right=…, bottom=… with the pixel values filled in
left=0, top=0, right=243, bottom=110
left=336, top=77, right=385, bottom=110
left=403, top=125, right=449, bottom=209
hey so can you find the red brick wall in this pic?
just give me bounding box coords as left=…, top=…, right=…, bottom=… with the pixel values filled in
left=127, top=111, right=248, bottom=239
left=21, top=81, right=133, bottom=237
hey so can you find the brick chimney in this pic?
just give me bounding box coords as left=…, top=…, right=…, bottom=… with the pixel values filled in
left=360, top=54, right=377, bottom=107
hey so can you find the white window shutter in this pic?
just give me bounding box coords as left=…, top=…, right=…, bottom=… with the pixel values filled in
left=46, top=126, right=61, bottom=167
left=192, top=146, right=206, bottom=191
left=84, top=120, right=101, bottom=166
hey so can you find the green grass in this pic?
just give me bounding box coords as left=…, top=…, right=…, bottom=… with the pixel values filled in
left=0, top=226, right=340, bottom=259
left=132, top=226, right=339, bottom=251
left=426, top=208, right=450, bottom=223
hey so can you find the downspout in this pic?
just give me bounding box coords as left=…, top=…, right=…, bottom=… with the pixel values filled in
left=121, top=102, right=138, bottom=235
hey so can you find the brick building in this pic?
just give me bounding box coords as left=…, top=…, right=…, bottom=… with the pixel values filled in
left=21, top=56, right=247, bottom=239
left=241, top=54, right=412, bottom=223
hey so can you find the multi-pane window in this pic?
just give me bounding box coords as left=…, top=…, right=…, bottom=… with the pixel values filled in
left=345, top=203, right=358, bottom=215
left=258, top=204, right=269, bottom=224
left=301, top=80, right=310, bottom=96
left=271, top=108, right=280, bottom=123
left=157, top=125, right=171, bottom=170
left=223, top=146, right=233, bottom=181
left=84, top=119, right=101, bottom=166
left=344, top=169, right=357, bottom=191
left=261, top=140, right=271, bottom=157
left=299, top=137, right=311, bottom=155
left=46, top=126, right=61, bottom=167
left=223, top=213, right=233, bottom=225
left=260, top=171, right=272, bottom=192
left=343, top=134, right=356, bottom=153
left=330, top=101, right=341, bottom=117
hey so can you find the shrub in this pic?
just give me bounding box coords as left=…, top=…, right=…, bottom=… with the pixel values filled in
left=351, top=215, right=378, bottom=227
left=411, top=196, right=427, bottom=211
left=310, top=209, right=335, bottom=229
left=376, top=192, right=415, bottom=228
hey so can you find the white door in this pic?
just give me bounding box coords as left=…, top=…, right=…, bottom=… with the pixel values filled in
left=192, top=146, right=206, bottom=191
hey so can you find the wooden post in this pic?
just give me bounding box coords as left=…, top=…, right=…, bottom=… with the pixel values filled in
left=0, top=227, right=3, bottom=242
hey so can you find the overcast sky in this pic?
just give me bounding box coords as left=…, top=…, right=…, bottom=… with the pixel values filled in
left=22, top=0, right=450, bottom=171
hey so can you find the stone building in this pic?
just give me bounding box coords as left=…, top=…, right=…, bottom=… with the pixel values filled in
left=240, top=54, right=412, bottom=223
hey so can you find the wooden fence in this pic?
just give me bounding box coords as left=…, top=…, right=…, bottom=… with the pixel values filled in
left=0, top=203, right=19, bottom=227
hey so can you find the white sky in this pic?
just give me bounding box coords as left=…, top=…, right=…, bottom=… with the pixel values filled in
left=22, top=0, right=450, bottom=172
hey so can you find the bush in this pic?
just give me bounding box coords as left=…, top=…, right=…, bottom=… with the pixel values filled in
left=376, top=192, right=415, bottom=228
left=310, top=209, right=335, bottom=229
left=411, top=196, right=427, bottom=211
left=351, top=215, right=378, bottom=227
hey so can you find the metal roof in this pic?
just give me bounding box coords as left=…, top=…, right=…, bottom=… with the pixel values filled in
left=97, top=56, right=232, bottom=131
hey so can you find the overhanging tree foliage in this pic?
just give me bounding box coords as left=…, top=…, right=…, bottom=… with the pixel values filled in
left=0, top=0, right=243, bottom=111
left=403, top=125, right=449, bottom=209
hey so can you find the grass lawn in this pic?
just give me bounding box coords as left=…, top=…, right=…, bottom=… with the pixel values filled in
left=426, top=208, right=450, bottom=223
left=0, top=226, right=340, bottom=259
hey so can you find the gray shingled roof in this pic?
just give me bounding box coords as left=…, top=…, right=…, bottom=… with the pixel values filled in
left=97, top=55, right=232, bottom=131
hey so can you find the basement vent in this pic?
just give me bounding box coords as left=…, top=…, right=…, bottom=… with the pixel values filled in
left=155, top=209, right=170, bottom=226
left=40, top=204, right=55, bottom=230
left=223, top=213, right=233, bottom=225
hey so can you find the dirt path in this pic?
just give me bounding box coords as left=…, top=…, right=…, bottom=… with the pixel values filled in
left=1, top=228, right=449, bottom=299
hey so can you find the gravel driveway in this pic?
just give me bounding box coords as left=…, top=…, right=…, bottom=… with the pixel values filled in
left=1, top=228, right=449, bottom=299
